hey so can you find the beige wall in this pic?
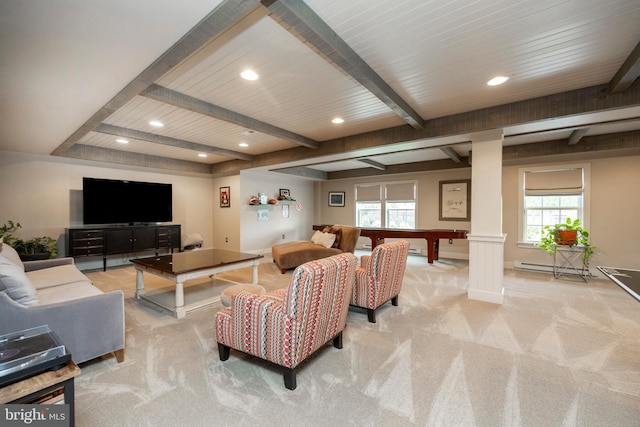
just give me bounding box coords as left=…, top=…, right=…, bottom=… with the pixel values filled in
left=210, top=174, right=241, bottom=251
left=503, top=156, right=640, bottom=270
left=210, top=171, right=315, bottom=253
left=316, top=168, right=472, bottom=259
left=0, top=150, right=213, bottom=269
left=316, top=155, right=640, bottom=271
left=3, top=149, right=638, bottom=272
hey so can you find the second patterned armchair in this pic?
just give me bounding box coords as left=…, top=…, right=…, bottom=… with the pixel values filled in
left=215, top=252, right=357, bottom=390
left=351, top=240, right=410, bottom=323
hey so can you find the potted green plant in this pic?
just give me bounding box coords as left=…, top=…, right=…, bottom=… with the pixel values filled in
left=0, top=220, right=58, bottom=260
left=536, top=218, right=594, bottom=267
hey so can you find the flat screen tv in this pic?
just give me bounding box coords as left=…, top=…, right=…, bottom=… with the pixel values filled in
left=83, top=177, right=172, bottom=225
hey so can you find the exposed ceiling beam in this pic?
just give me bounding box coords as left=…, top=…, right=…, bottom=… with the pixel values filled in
left=63, top=145, right=212, bottom=174
left=610, top=40, right=640, bottom=94
left=327, top=131, right=640, bottom=179
left=328, top=158, right=470, bottom=180
left=568, top=128, right=589, bottom=145
left=270, top=166, right=328, bottom=180
left=505, top=116, right=640, bottom=139
left=503, top=130, right=640, bottom=164
left=439, top=146, right=462, bottom=162
left=357, top=158, right=386, bottom=170
left=51, top=0, right=262, bottom=156
left=262, top=0, right=424, bottom=129
left=96, top=123, right=253, bottom=161
left=142, top=84, right=319, bottom=149
left=210, top=82, right=640, bottom=176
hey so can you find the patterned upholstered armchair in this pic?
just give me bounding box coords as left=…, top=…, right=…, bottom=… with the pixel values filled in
left=215, top=252, right=357, bottom=390
left=351, top=240, right=410, bottom=323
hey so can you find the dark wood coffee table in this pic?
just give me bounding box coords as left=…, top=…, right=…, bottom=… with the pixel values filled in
left=131, top=249, right=263, bottom=318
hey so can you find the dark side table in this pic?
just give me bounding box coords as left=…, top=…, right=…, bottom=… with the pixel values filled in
left=0, top=360, right=80, bottom=426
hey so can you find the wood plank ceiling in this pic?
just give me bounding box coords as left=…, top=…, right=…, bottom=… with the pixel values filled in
left=46, top=0, right=640, bottom=178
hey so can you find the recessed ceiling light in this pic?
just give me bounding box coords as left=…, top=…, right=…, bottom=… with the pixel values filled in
left=198, top=153, right=207, bottom=158
left=116, top=138, right=129, bottom=144
left=332, top=118, right=344, bottom=124
left=240, top=70, right=259, bottom=81
left=149, top=120, right=164, bottom=127
left=487, top=76, right=509, bottom=86
left=242, top=129, right=256, bottom=135
left=239, top=142, right=249, bottom=148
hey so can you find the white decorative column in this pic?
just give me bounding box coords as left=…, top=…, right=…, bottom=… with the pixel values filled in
left=468, top=129, right=506, bottom=304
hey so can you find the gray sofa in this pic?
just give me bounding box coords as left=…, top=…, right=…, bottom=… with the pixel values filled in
left=0, top=242, right=125, bottom=364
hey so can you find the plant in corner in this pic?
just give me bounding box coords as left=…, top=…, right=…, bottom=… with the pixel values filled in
left=536, top=218, right=594, bottom=267
left=0, top=220, right=58, bottom=260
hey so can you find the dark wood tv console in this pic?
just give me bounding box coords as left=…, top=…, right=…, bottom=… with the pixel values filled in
left=67, top=224, right=181, bottom=271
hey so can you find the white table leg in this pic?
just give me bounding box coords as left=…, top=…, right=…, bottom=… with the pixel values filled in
left=135, top=269, right=145, bottom=298
left=175, top=281, right=185, bottom=318
left=252, top=260, right=259, bottom=284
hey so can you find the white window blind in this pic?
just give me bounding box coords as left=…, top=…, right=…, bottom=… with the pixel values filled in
left=386, top=182, right=415, bottom=200
left=524, top=168, right=583, bottom=195
left=355, top=184, right=381, bottom=202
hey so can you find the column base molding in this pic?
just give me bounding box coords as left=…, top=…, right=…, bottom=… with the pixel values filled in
left=467, top=234, right=506, bottom=305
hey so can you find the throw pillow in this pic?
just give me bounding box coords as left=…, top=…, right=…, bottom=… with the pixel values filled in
left=323, top=226, right=343, bottom=249
left=0, top=258, right=39, bottom=306
left=318, top=232, right=336, bottom=248
left=0, top=242, right=24, bottom=270
left=310, top=230, right=324, bottom=245
left=311, top=231, right=336, bottom=248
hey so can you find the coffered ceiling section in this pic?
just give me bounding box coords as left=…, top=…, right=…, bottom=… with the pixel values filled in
left=51, top=0, right=640, bottom=177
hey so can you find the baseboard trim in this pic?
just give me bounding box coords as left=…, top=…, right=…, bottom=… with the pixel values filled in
left=468, top=288, right=504, bottom=305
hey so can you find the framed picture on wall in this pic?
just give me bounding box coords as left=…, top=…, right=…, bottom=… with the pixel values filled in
left=279, top=189, right=290, bottom=199
left=439, top=179, right=470, bottom=221
left=220, top=186, right=230, bottom=208
left=328, top=191, right=345, bottom=207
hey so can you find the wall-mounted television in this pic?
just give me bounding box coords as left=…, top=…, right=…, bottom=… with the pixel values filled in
left=83, top=177, right=172, bottom=225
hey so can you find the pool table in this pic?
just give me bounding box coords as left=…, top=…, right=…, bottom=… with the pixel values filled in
left=313, top=225, right=468, bottom=264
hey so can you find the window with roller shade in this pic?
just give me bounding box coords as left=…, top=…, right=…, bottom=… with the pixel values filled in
left=522, top=166, right=589, bottom=242
left=355, top=181, right=416, bottom=228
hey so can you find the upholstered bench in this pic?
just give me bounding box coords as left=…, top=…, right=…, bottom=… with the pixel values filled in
left=271, top=225, right=361, bottom=273
left=220, top=283, right=266, bottom=307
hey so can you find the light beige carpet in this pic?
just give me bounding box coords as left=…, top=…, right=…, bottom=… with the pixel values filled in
left=75, top=253, right=640, bottom=426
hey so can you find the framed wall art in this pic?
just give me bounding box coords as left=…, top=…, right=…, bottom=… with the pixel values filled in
left=279, top=189, right=290, bottom=199
left=439, top=179, right=470, bottom=221
left=328, top=191, right=345, bottom=207
left=219, top=186, right=230, bottom=208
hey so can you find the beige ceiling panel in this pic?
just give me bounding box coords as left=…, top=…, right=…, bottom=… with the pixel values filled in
left=77, top=132, right=226, bottom=164
left=308, top=0, right=640, bottom=119
left=158, top=14, right=400, bottom=141
left=102, top=96, right=296, bottom=155
left=5, top=0, right=639, bottom=174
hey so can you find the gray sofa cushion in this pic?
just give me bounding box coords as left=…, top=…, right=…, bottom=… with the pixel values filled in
left=36, top=281, right=103, bottom=305
left=0, top=257, right=39, bottom=306
left=27, top=264, right=93, bottom=290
